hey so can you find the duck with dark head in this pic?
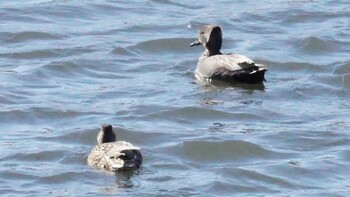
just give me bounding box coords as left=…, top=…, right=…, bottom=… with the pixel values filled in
left=191, top=25, right=267, bottom=84
left=87, top=124, right=142, bottom=171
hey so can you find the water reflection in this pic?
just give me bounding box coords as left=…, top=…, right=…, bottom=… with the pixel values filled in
left=193, top=78, right=266, bottom=91
left=193, top=78, right=265, bottom=106
left=114, top=170, right=139, bottom=188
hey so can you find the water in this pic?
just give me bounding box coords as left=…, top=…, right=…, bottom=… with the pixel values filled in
left=0, top=0, right=349, bottom=196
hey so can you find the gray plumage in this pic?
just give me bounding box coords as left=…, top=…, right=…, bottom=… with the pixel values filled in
left=87, top=124, right=142, bottom=171
left=190, top=25, right=267, bottom=84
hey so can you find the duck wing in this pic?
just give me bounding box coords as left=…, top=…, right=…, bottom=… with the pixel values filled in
left=87, top=141, right=142, bottom=171
left=195, top=54, right=267, bottom=83
left=105, top=141, right=140, bottom=158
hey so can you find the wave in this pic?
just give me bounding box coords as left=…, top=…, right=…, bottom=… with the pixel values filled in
left=5, top=31, right=63, bottom=43
left=181, top=140, right=291, bottom=163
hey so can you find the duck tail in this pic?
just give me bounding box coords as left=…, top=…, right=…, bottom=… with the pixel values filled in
left=249, top=64, right=267, bottom=79
left=248, top=68, right=267, bottom=83
left=249, top=67, right=267, bottom=74
left=255, top=63, right=268, bottom=69
left=116, top=150, right=143, bottom=171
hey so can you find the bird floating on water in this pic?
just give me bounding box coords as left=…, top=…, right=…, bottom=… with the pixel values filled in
left=190, top=25, right=267, bottom=84
left=87, top=124, right=142, bottom=171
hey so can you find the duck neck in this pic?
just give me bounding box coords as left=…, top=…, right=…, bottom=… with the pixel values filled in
left=103, top=132, right=116, bottom=143
left=209, top=50, right=222, bottom=56
left=98, top=131, right=116, bottom=144
left=202, top=49, right=222, bottom=57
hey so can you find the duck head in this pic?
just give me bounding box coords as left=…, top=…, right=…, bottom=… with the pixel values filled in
left=97, top=124, right=116, bottom=144
left=190, top=25, right=222, bottom=56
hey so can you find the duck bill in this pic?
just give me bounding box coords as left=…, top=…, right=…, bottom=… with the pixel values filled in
left=190, top=40, right=201, bottom=47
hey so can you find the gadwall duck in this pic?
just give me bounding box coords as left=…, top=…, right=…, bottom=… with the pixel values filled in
left=87, top=124, right=142, bottom=171
left=190, top=25, right=267, bottom=84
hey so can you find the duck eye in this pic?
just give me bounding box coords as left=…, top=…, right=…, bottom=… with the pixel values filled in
left=200, top=32, right=204, bottom=34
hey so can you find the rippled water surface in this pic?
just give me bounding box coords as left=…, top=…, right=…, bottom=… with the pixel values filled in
left=0, top=0, right=349, bottom=196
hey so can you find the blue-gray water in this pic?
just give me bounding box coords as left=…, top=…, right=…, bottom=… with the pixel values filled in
left=0, top=0, right=349, bottom=196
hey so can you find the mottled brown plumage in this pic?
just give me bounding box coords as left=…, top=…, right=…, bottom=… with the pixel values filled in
left=87, top=124, right=142, bottom=171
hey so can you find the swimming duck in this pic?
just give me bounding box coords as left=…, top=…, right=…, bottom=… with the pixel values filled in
left=87, top=124, right=142, bottom=171
left=190, top=25, right=267, bottom=84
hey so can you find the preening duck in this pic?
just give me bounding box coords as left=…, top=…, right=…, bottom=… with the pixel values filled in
left=190, top=25, right=267, bottom=84
left=87, top=124, right=142, bottom=171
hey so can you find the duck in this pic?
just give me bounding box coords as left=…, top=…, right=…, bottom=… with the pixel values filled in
left=190, top=25, right=267, bottom=84
left=87, top=124, right=142, bottom=171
